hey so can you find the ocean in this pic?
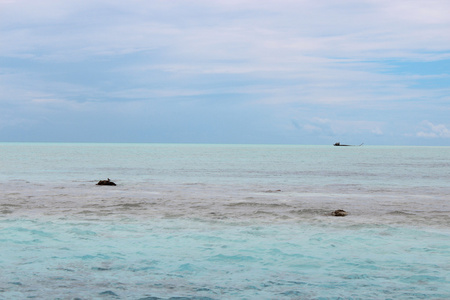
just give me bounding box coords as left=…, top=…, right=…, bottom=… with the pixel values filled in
left=0, top=143, right=449, bottom=299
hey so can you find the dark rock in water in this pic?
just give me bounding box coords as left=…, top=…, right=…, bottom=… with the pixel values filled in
left=96, top=178, right=116, bottom=186
left=332, top=209, right=348, bottom=217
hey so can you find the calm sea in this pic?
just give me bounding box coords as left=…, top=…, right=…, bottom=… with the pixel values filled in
left=0, top=143, right=449, bottom=299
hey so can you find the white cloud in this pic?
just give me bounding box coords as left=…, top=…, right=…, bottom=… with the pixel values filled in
left=417, top=121, right=450, bottom=138
left=1, top=0, right=450, bottom=144
left=301, top=118, right=385, bottom=136
left=302, top=124, right=323, bottom=133
left=2, top=0, right=450, bottom=61
left=371, top=127, right=383, bottom=135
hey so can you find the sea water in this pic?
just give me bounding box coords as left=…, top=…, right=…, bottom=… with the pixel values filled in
left=0, top=143, right=449, bottom=299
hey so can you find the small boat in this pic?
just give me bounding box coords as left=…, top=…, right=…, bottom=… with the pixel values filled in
left=334, top=142, right=363, bottom=147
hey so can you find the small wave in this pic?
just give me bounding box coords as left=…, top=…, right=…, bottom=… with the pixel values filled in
left=70, top=228, right=98, bottom=236
left=226, top=202, right=291, bottom=208
left=280, top=290, right=308, bottom=297
left=387, top=211, right=415, bottom=216
left=208, top=254, right=257, bottom=262
left=183, top=183, right=208, bottom=186
left=401, top=275, right=446, bottom=284
left=289, top=208, right=330, bottom=216
left=11, top=227, right=54, bottom=238
left=76, top=210, right=96, bottom=215
left=254, top=210, right=278, bottom=216
left=226, top=202, right=262, bottom=207
left=99, top=290, right=119, bottom=298
left=176, top=263, right=205, bottom=273
left=139, top=297, right=215, bottom=300
left=119, top=203, right=143, bottom=207
left=1, top=203, right=22, bottom=210
left=92, top=267, right=112, bottom=271
left=113, top=203, right=145, bottom=210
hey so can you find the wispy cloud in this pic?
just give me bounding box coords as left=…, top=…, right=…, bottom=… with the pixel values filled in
left=417, top=121, right=450, bottom=138
left=2, top=0, right=450, bottom=61
left=302, top=118, right=384, bottom=136
left=1, top=0, right=449, bottom=144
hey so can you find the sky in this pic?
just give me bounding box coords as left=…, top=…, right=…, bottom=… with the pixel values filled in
left=1, top=0, right=450, bottom=145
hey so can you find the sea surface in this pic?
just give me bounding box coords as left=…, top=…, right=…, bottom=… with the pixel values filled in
left=0, top=143, right=449, bottom=299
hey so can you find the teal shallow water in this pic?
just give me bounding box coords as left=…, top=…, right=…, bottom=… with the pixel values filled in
left=1, top=143, right=449, bottom=189
left=2, top=218, right=449, bottom=299
left=0, top=143, right=449, bottom=299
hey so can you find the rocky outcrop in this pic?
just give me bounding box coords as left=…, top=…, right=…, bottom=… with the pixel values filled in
left=332, top=209, right=348, bottom=216
left=96, top=178, right=116, bottom=186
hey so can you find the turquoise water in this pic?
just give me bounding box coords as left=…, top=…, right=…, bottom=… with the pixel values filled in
left=0, top=143, right=449, bottom=299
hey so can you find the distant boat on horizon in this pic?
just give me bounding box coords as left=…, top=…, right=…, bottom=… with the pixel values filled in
left=334, top=142, right=364, bottom=147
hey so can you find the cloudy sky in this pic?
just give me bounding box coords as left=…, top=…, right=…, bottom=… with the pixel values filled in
left=1, top=0, right=449, bottom=145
